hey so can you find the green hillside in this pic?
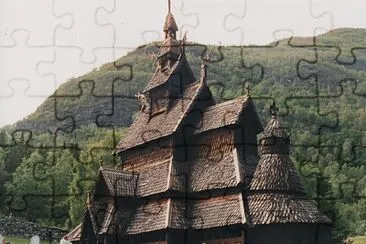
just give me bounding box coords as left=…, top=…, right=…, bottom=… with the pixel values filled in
left=16, top=28, right=366, bottom=132
left=1, top=28, right=366, bottom=243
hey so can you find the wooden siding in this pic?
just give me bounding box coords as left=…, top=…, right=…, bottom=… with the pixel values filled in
left=195, top=128, right=234, bottom=159
left=122, top=138, right=172, bottom=171
left=246, top=224, right=331, bottom=244
left=202, top=237, right=242, bottom=244
left=149, top=86, right=169, bottom=116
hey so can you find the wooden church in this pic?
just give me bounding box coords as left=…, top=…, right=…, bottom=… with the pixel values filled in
left=65, top=2, right=332, bottom=243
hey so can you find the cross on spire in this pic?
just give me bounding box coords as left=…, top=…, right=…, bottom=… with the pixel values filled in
left=168, top=0, right=171, bottom=12
left=270, top=101, right=279, bottom=116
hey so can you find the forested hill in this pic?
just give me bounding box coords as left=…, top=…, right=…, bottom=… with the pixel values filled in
left=15, top=28, right=366, bottom=133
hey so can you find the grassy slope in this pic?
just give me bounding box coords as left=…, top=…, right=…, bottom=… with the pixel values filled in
left=351, top=236, right=366, bottom=244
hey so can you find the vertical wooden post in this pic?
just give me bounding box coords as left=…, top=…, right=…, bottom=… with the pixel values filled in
left=241, top=229, right=245, bottom=244
left=166, top=231, right=170, bottom=244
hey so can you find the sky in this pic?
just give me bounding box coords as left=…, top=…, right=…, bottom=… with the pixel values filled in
left=0, top=0, right=366, bottom=127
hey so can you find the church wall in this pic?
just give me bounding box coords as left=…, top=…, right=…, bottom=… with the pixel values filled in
left=122, top=137, right=172, bottom=171
left=168, top=59, right=195, bottom=95
left=233, top=100, right=263, bottom=157
left=149, top=85, right=169, bottom=115
left=246, top=223, right=332, bottom=244
left=79, top=215, right=97, bottom=244
left=182, top=128, right=234, bottom=162
left=195, top=128, right=234, bottom=159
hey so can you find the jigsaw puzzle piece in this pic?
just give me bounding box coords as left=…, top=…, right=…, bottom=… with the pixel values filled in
left=52, top=80, right=115, bottom=132
left=317, top=80, right=366, bottom=150
left=37, top=46, right=132, bottom=90
left=178, top=0, right=243, bottom=44
left=0, top=31, right=55, bottom=98
left=96, top=0, right=198, bottom=49
left=53, top=0, right=114, bottom=62
left=238, top=40, right=321, bottom=99
left=0, top=81, right=48, bottom=127
left=0, top=0, right=72, bottom=46
left=282, top=96, right=337, bottom=148
left=297, top=45, right=366, bottom=96
left=224, top=0, right=333, bottom=44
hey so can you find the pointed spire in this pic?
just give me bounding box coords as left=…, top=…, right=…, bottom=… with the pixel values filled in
left=263, top=101, right=287, bottom=139
left=163, top=0, right=178, bottom=34
left=200, top=48, right=213, bottom=83
left=269, top=101, right=279, bottom=117
left=260, top=102, right=289, bottom=155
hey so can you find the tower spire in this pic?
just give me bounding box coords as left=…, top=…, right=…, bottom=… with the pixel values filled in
left=163, top=0, right=178, bottom=37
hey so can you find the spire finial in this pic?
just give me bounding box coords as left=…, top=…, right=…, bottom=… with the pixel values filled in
left=246, top=84, right=251, bottom=97
left=270, top=101, right=279, bottom=117
left=200, top=48, right=213, bottom=82
left=86, top=190, right=91, bottom=207
left=168, top=0, right=171, bottom=13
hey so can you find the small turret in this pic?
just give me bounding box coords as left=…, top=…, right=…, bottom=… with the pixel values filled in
left=157, top=0, right=181, bottom=68
left=259, top=101, right=290, bottom=156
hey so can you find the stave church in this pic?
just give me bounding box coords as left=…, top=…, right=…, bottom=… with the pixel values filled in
left=64, top=1, right=332, bottom=243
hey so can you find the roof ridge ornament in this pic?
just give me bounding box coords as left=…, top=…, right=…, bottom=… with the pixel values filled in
left=135, top=92, right=148, bottom=112
left=168, top=0, right=171, bottom=13
left=269, top=101, right=279, bottom=117
left=86, top=190, right=91, bottom=207
left=200, top=47, right=213, bottom=82
left=246, top=84, right=251, bottom=97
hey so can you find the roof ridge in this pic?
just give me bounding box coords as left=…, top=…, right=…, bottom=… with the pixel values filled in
left=143, top=52, right=183, bottom=92
left=173, top=79, right=206, bottom=131
left=204, top=95, right=248, bottom=111
left=102, top=167, right=138, bottom=175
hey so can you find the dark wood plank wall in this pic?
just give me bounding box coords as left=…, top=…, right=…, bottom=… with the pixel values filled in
left=122, top=138, right=172, bottom=171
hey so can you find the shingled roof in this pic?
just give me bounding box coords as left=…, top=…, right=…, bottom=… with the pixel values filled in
left=64, top=223, right=82, bottom=242
left=98, top=167, right=139, bottom=197
left=247, top=112, right=331, bottom=225
left=157, top=36, right=181, bottom=58
left=135, top=159, right=171, bottom=196
left=115, top=81, right=204, bottom=153
left=126, top=199, right=170, bottom=234
left=249, top=154, right=306, bottom=194
left=171, top=194, right=246, bottom=229
left=247, top=193, right=331, bottom=225
left=143, top=51, right=183, bottom=92
left=163, top=12, right=178, bottom=31
left=194, top=95, right=250, bottom=134
left=262, top=115, right=288, bottom=138
left=170, top=152, right=241, bottom=193
left=104, top=194, right=247, bottom=235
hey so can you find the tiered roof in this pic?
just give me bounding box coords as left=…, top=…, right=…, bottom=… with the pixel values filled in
left=194, top=95, right=250, bottom=134
left=247, top=103, right=331, bottom=225
left=97, top=194, right=246, bottom=236
left=115, top=81, right=203, bottom=152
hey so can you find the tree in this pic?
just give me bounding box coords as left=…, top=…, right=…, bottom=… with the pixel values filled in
left=5, top=149, right=75, bottom=227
